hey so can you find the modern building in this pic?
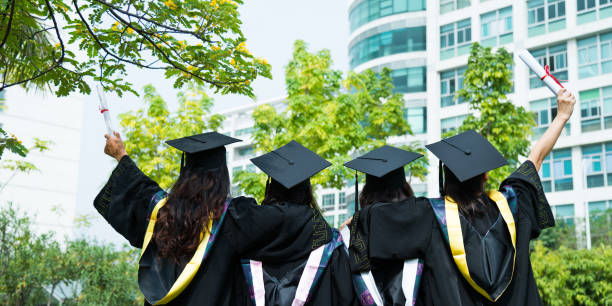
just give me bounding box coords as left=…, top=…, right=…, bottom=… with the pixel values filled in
left=220, top=0, right=612, bottom=247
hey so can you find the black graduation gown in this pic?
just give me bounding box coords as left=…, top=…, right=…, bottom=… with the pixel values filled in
left=227, top=200, right=359, bottom=306
left=348, top=161, right=554, bottom=305
left=94, top=156, right=253, bottom=305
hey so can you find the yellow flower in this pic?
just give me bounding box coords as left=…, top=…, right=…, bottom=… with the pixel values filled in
left=230, top=58, right=236, bottom=66
left=53, top=43, right=61, bottom=48
left=212, top=45, right=220, bottom=51
left=126, top=27, right=134, bottom=34
left=164, top=0, right=178, bottom=10
left=245, top=80, right=250, bottom=85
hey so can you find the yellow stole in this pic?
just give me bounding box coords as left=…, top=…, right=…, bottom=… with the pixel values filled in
left=445, top=190, right=516, bottom=302
left=140, top=198, right=213, bottom=305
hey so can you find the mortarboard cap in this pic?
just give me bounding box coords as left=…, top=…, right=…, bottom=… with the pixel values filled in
left=250, top=140, right=331, bottom=189
left=426, top=130, right=507, bottom=183
left=166, top=131, right=241, bottom=170
left=344, top=145, right=423, bottom=211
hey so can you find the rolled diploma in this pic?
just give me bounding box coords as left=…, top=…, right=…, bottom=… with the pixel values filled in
left=96, top=87, right=114, bottom=135
left=518, top=49, right=563, bottom=95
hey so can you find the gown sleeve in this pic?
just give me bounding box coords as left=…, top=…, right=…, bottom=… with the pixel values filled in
left=93, top=155, right=164, bottom=248
left=501, top=160, right=554, bottom=239
left=348, top=197, right=434, bottom=273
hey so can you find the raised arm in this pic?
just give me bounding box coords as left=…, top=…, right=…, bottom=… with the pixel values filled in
left=527, top=89, right=575, bottom=171
left=104, top=131, right=128, bottom=161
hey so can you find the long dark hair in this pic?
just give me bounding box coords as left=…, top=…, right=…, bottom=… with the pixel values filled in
left=261, top=179, right=319, bottom=210
left=153, top=165, right=230, bottom=262
left=359, top=181, right=414, bottom=208
left=443, top=165, right=487, bottom=219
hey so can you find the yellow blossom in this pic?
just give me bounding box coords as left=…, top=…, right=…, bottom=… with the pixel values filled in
left=212, top=45, right=220, bottom=51
left=126, top=27, right=134, bottom=34
left=53, top=43, right=61, bottom=48
left=230, top=58, right=236, bottom=66
left=164, top=0, right=178, bottom=9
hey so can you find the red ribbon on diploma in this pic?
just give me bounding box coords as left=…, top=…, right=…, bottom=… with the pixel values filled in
left=540, top=65, right=565, bottom=88
left=100, top=108, right=109, bottom=114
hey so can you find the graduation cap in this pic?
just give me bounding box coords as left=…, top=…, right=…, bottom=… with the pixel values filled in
left=426, top=130, right=507, bottom=195
left=344, top=145, right=423, bottom=212
left=166, top=132, right=241, bottom=171
left=251, top=140, right=331, bottom=189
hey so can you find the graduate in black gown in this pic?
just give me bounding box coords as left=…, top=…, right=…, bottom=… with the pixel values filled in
left=235, top=140, right=358, bottom=306
left=341, top=145, right=424, bottom=305
left=97, top=132, right=344, bottom=305
left=348, top=89, right=575, bottom=305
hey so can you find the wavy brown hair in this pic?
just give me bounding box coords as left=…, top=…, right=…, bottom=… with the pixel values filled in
left=359, top=181, right=414, bottom=208
left=261, top=179, right=319, bottom=210
left=442, top=165, right=487, bottom=220
left=153, top=165, right=230, bottom=262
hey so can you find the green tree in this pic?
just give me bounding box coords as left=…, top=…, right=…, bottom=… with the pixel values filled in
left=0, top=0, right=271, bottom=97
left=234, top=40, right=428, bottom=201
left=0, top=203, right=141, bottom=304
left=0, top=137, right=52, bottom=194
left=453, top=43, right=536, bottom=188
left=118, top=83, right=224, bottom=189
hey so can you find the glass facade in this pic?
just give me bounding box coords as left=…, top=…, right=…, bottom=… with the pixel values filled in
left=440, top=67, right=466, bottom=107
left=234, top=146, right=255, bottom=160
left=440, top=19, right=472, bottom=59
left=540, top=148, right=573, bottom=192
left=529, top=44, right=568, bottom=89
left=349, top=0, right=426, bottom=31
left=552, top=204, right=575, bottom=225
left=527, top=0, right=566, bottom=37
left=530, top=97, right=571, bottom=138
left=322, top=194, right=336, bottom=211
left=577, top=0, right=612, bottom=24
left=588, top=200, right=612, bottom=246
left=440, top=0, right=470, bottom=14
left=441, top=115, right=467, bottom=135
left=391, top=66, right=426, bottom=93
left=405, top=106, right=427, bottom=134
left=582, top=142, right=612, bottom=188
left=578, top=32, right=612, bottom=79
left=349, top=26, right=426, bottom=68
left=234, top=127, right=254, bottom=137
left=480, top=6, right=513, bottom=47
left=579, top=86, right=612, bottom=132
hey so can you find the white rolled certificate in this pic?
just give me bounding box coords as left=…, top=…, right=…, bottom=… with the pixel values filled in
left=518, top=49, right=564, bottom=95
left=96, top=85, right=114, bottom=135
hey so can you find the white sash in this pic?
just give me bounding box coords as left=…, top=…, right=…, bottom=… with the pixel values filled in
left=249, top=245, right=326, bottom=306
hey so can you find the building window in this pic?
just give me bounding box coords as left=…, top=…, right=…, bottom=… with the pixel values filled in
left=480, top=6, right=513, bottom=47
left=349, top=0, right=426, bottom=31
left=322, top=194, right=336, bottom=212
left=440, top=0, right=470, bottom=14
left=527, top=0, right=566, bottom=37
left=440, top=67, right=466, bottom=107
left=530, top=97, right=571, bottom=138
left=540, top=148, right=573, bottom=192
left=234, top=146, right=255, bottom=160
left=578, top=32, right=612, bottom=79
left=338, top=192, right=347, bottom=210
left=405, top=106, right=427, bottom=134
left=232, top=166, right=243, bottom=176
left=391, top=66, right=426, bottom=93
left=588, top=200, right=612, bottom=246
left=349, top=26, right=426, bottom=68
left=579, top=86, right=612, bottom=132
left=577, top=0, right=612, bottom=24
left=246, top=164, right=256, bottom=173
left=529, top=44, right=568, bottom=89
left=441, top=115, right=467, bottom=135
left=234, top=127, right=254, bottom=137
left=552, top=204, right=575, bottom=225
left=323, top=214, right=335, bottom=226
left=582, top=142, right=612, bottom=188
left=440, top=19, right=471, bottom=60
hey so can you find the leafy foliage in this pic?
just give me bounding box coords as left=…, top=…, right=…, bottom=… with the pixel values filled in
left=453, top=43, right=536, bottom=188
left=118, top=83, right=224, bottom=189
left=531, top=241, right=612, bottom=305
left=0, top=0, right=271, bottom=97
left=234, top=40, right=428, bottom=201
left=0, top=137, right=53, bottom=193
left=0, top=203, right=141, bottom=304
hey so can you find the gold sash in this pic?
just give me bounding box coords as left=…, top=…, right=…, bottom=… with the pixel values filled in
left=445, top=190, right=516, bottom=302
left=140, top=198, right=213, bottom=305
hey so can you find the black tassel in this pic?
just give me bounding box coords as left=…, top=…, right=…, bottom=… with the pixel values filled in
left=180, top=152, right=185, bottom=173
left=265, top=176, right=271, bottom=200
left=439, top=160, right=444, bottom=197
left=355, top=171, right=359, bottom=212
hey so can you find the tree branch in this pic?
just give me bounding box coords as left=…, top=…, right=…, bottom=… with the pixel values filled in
left=0, top=0, right=16, bottom=50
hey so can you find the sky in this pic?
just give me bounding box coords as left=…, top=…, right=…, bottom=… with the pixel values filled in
left=73, top=0, right=353, bottom=242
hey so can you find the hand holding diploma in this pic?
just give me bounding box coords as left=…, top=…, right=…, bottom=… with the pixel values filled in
left=104, top=131, right=127, bottom=162
left=518, top=49, right=567, bottom=95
